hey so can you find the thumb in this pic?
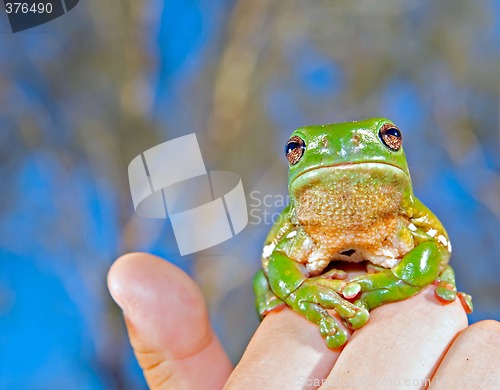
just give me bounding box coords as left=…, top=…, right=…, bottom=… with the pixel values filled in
left=107, top=253, right=233, bottom=389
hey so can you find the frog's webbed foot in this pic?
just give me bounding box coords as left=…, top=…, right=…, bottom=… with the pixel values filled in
left=343, top=241, right=446, bottom=310
left=289, top=278, right=370, bottom=348
left=265, top=252, right=369, bottom=348
left=301, top=277, right=370, bottom=330
left=253, top=270, right=286, bottom=318
left=343, top=270, right=421, bottom=311
left=433, top=265, right=473, bottom=314
left=255, top=269, right=362, bottom=347
left=297, top=301, right=348, bottom=348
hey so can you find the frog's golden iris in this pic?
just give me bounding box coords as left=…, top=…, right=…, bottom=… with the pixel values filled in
left=378, top=123, right=403, bottom=151
left=285, top=135, right=306, bottom=165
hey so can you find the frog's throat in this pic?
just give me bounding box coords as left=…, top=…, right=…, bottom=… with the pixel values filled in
left=289, top=161, right=410, bottom=190
left=288, top=162, right=413, bottom=247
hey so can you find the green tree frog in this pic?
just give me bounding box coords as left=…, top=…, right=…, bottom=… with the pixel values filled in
left=254, top=118, right=473, bottom=349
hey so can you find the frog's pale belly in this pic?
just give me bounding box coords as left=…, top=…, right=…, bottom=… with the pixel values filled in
left=304, top=217, right=414, bottom=274
left=289, top=164, right=415, bottom=274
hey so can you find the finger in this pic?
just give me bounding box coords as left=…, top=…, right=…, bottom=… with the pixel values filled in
left=429, top=320, right=500, bottom=389
left=323, top=286, right=468, bottom=389
left=225, top=308, right=349, bottom=389
left=107, top=252, right=233, bottom=389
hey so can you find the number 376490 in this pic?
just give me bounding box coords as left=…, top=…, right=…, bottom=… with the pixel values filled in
left=5, top=2, right=53, bottom=14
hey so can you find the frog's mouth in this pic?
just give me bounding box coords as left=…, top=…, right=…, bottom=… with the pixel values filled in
left=290, top=161, right=410, bottom=191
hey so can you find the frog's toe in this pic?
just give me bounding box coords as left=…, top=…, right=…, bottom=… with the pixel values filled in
left=319, top=316, right=338, bottom=337
left=342, top=282, right=362, bottom=299
left=319, top=316, right=348, bottom=348
left=457, top=292, right=473, bottom=314
left=258, top=297, right=286, bottom=318
left=320, top=268, right=348, bottom=280
left=310, top=277, right=347, bottom=293
left=345, top=302, right=369, bottom=330
left=325, top=330, right=348, bottom=349
left=433, top=279, right=457, bottom=304
left=434, top=285, right=457, bottom=304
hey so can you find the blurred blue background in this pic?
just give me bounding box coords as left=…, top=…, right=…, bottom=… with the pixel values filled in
left=0, top=0, right=499, bottom=388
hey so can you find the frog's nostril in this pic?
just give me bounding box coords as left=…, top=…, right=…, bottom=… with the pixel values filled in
left=321, top=137, right=329, bottom=148
left=352, top=134, right=361, bottom=146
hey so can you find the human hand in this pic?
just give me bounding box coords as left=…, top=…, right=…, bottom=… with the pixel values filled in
left=107, top=253, right=500, bottom=389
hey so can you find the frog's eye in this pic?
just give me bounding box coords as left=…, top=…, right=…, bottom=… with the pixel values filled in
left=285, top=135, right=306, bottom=165
left=379, top=123, right=402, bottom=151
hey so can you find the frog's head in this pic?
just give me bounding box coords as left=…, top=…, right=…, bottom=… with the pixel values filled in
left=285, top=118, right=413, bottom=228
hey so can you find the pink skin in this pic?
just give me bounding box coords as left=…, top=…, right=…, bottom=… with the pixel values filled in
left=108, top=253, right=232, bottom=389
left=108, top=253, right=500, bottom=390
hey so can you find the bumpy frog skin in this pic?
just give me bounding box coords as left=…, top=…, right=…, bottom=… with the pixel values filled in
left=254, top=118, right=473, bottom=349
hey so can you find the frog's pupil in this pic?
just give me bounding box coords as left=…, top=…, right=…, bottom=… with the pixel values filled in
left=386, top=128, right=401, bottom=138
left=286, top=142, right=300, bottom=154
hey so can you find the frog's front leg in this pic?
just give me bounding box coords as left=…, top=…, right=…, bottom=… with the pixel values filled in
left=343, top=241, right=445, bottom=310
left=267, top=251, right=369, bottom=348
left=253, top=269, right=286, bottom=318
